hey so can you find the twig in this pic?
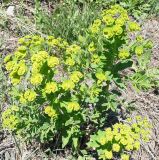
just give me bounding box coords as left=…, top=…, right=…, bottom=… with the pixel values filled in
left=0, top=142, right=14, bottom=152
left=0, top=147, right=15, bottom=155
left=24, top=147, right=39, bottom=160
left=141, top=143, right=156, bottom=160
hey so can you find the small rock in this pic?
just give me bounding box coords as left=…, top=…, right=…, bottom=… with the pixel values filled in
left=6, top=6, right=15, bottom=17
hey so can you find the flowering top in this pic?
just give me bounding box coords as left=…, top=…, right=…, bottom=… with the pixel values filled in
left=44, top=106, right=57, bottom=118
left=45, top=82, right=58, bottom=94
left=2, top=105, right=19, bottom=130
left=88, top=116, right=151, bottom=160
left=47, top=56, right=59, bottom=68
left=66, top=102, right=80, bottom=112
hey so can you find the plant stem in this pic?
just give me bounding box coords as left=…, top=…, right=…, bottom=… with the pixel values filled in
left=106, top=80, right=110, bottom=91
left=12, top=132, right=22, bottom=156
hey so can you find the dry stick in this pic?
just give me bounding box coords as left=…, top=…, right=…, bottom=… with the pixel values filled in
left=141, top=143, right=156, bottom=160
left=24, top=147, right=39, bottom=160
left=0, top=142, right=14, bottom=152
left=0, top=148, right=15, bottom=155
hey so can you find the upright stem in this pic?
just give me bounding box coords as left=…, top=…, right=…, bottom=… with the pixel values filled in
left=12, top=132, right=22, bottom=156
left=106, top=80, right=110, bottom=92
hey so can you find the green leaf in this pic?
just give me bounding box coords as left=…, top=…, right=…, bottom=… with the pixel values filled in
left=65, top=117, right=74, bottom=126
left=87, top=140, right=99, bottom=148
left=114, top=60, right=133, bottom=73
left=77, top=156, right=85, bottom=160
left=62, top=133, right=71, bottom=148
left=72, top=137, right=78, bottom=149
left=113, top=76, right=127, bottom=89
left=78, top=35, right=86, bottom=44
left=130, top=72, right=152, bottom=91
left=62, top=129, right=73, bottom=148
left=41, top=122, right=49, bottom=130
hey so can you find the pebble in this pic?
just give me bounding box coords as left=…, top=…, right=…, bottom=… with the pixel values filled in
left=6, top=6, right=15, bottom=17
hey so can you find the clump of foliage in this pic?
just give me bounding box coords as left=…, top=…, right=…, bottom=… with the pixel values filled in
left=117, top=0, right=159, bottom=19
left=87, top=116, right=151, bottom=160
left=34, top=0, right=159, bottom=42
left=34, top=0, right=103, bottom=42
left=2, top=5, right=152, bottom=159
left=129, top=40, right=159, bottom=91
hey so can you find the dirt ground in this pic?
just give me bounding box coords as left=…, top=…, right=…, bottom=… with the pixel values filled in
left=128, top=19, right=159, bottom=160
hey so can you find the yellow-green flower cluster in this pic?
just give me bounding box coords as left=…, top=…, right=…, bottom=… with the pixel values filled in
left=31, top=51, right=48, bottom=64
left=20, top=89, right=37, bottom=103
left=45, top=82, right=58, bottom=94
left=5, top=59, right=27, bottom=85
left=18, top=35, right=32, bottom=46
left=30, top=73, right=43, bottom=85
left=88, top=42, right=96, bottom=52
left=17, top=62, right=27, bottom=76
left=44, top=106, right=57, bottom=118
left=47, top=36, right=68, bottom=49
left=88, top=116, right=151, bottom=160
left=103, top=150, right=113, bottom=160
left=145, top=40, right=153, bottom=49
left=66, top=44, right=81, bottom=55
left=14, top=51, right=26, bottom=60
left=20, top=35, right=44, bottom=47
left=128, top=21, right=141, bottom=32
left=121, top=154, right=130, bottom=160
left=5, top=60, right=15, bottom=71
left=61, top=80, right=75, bottom=91
left=135, top=45, right=144, bottom=56
left=88, top=85, right=102, bottom=101
left=19, top=94, right=27, bottom=104
left=136, top=35, right=144, bottom=42
left=90, top=4, right=141, bottom=41
left=102, top=6, right=128, bottom=36
left=103, top=27, right=114, bottom=39
left=70, top=71, right=83, bottom=83
left=17, top=46, right=27, bottom=52
left=113, top=25, right=123, bottom=35
left=30, top=51, right=49, bottom=75
left=118, top=49, right=130, bottom=59
left=67, top=102, right=80, bottom=112
left=47, top=56, right=59, bottom=68
left=4, top=54, right=12, bottom=63
left=2, top=106, right=19, bottom=130
left=32, top=62, right=42, bottom=74
left=112, top=143, right=120, bottom=152
left=65, top=57, right=75, bottom=66
left=47, top=36, right=61, bottom=46
left=31, top=35, right=45, bottom=46
left=91, top=54, right=101, bottom=64
left=102, top=15, right=115, bottom=26
left=13, top=45, right=27, bottom=60
left=95, top=72, right=107, bottom=84
left=102, top=11, right=126, bottom=38
left=89, top=19, right=101, bottom=34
